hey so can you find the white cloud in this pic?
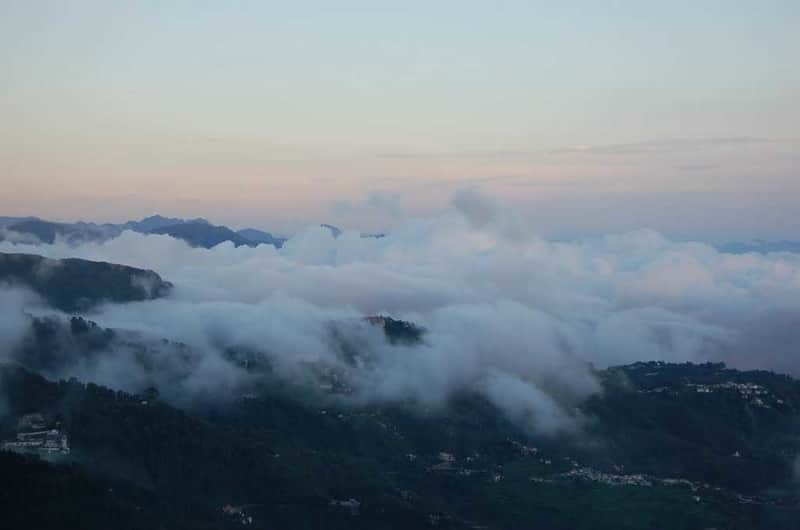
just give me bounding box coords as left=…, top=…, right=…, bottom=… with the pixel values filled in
left=2, top=191, right=800, bottom=434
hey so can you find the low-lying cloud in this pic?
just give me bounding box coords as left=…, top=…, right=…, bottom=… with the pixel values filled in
left=2, top=190, right=800, bottom=435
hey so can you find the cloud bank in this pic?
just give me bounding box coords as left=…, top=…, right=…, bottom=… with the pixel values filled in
left=2, top=190, right=800, bottom=435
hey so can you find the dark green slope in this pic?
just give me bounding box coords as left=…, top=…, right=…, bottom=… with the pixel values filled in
left=0, top=366, right=455, bottom=530
left=0, top=252, right=172, bottom=311
left=3, top=362, right=798, bottom=529
left=584, top=362, right=800, bottom=493
left=0, top=451, right=239, bottom=530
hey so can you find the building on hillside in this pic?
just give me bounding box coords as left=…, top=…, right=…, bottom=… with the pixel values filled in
left=0, top=413, right=70, bottom=458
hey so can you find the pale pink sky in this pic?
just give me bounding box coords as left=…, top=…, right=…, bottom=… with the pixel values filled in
left=1, top=2, right=798, bottom=238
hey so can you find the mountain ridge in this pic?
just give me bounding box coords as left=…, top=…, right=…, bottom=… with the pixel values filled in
left=0, top=215, right=286, bottom=249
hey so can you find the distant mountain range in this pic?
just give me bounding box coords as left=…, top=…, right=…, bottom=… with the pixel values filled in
left=122, top=214, right=211, bottom=233
left=0, top=215, right=392, bottom=249
left=4, top=214, right=796, bottom=255
left=236, top=227, right=287, bottom=246
left=716, top=240, right=800, bottom=254
left=0, top=215, right=287, bottom=249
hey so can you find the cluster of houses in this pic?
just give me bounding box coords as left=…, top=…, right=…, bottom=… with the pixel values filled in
left=557, top=467, right=654, bottom=487
left=329, top=498, right=361, bottom=516
left=310, top=364, right=355, bottom=395
left=507, top=438, right=539, bottom=456
left=638, top=379, right=785, bottom=408
left=0, top=413, right=70, bottom=458
left=533, top=465, right=700, bottom=490
left=221, top=505, right=254, bottom=526
left=685, top=381, right=783, bottom=407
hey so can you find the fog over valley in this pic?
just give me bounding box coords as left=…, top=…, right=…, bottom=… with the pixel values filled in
left=3, top=192, right=799, bottom=439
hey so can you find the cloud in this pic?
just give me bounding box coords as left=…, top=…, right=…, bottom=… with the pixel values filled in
left=547, top=137, right=773, bottom=156
left=0, top=286, right=43, bottom=360
left=371, top=137, right=782, bottom=162
left=376, top=149, right=531, bottom=160
left=330, top=190, right=405, bottom=229
left=0, top=228, right=41, bottom=245
left=0, top=286, right=45, bottom=421
left=2, top=190, right=800, bottom=435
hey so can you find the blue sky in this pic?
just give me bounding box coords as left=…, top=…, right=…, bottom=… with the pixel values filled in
left=1, top=1, right=798, bottom=239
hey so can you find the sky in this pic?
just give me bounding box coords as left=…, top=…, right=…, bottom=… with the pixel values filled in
left=1, top=1, right=798, bottom=239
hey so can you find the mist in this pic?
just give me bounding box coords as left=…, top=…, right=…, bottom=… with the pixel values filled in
left=2, top=191, right=800, bottom=435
